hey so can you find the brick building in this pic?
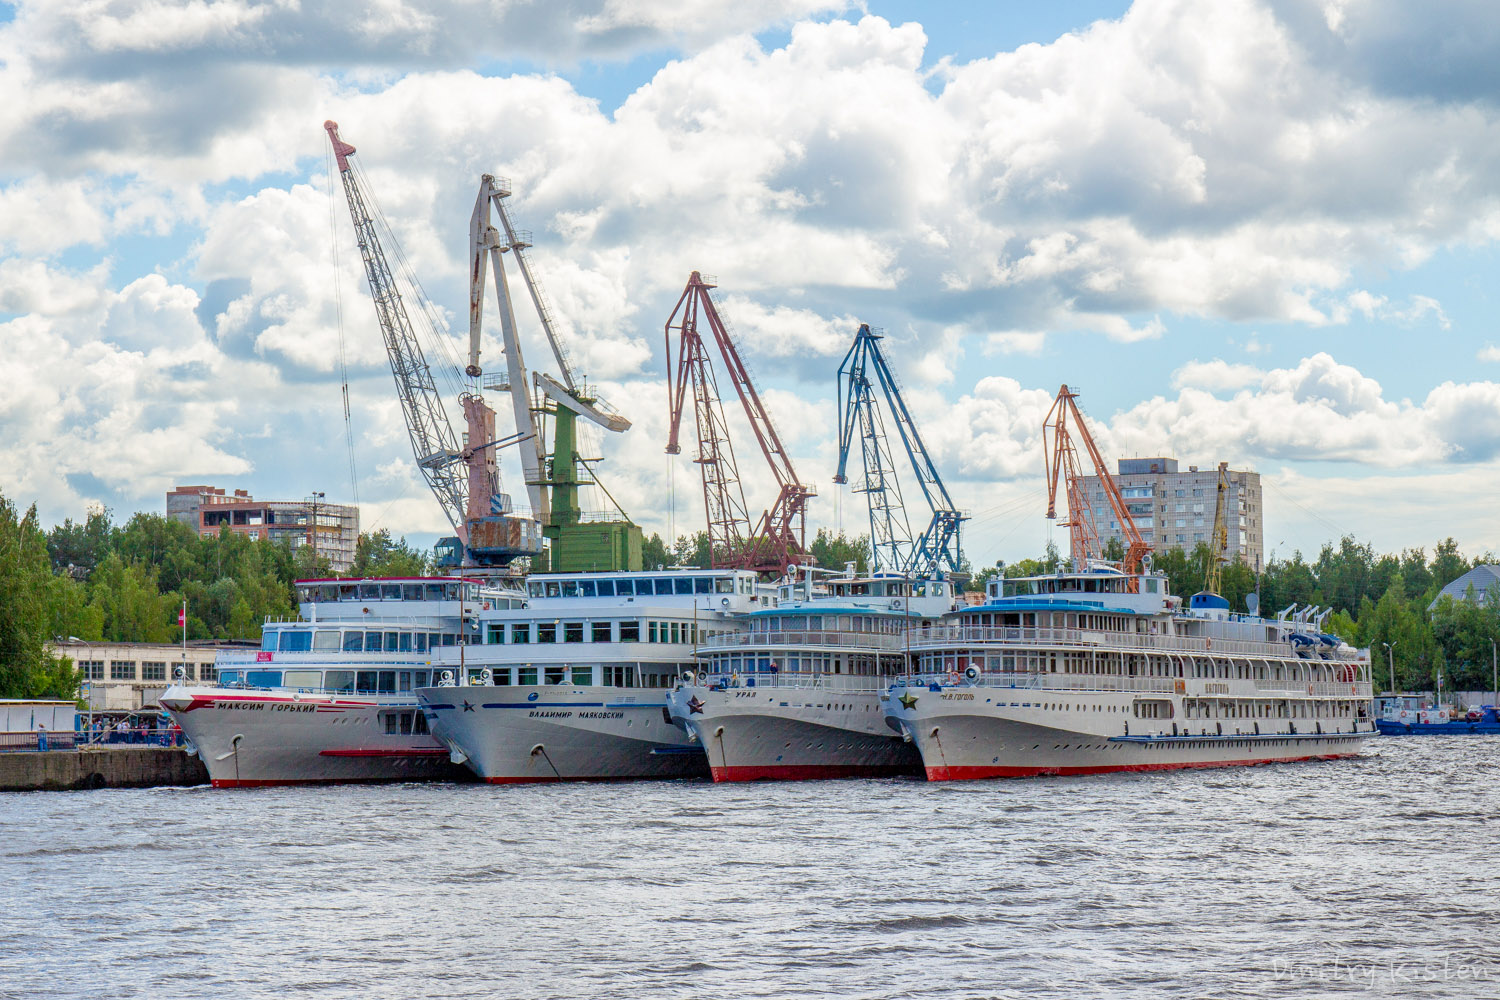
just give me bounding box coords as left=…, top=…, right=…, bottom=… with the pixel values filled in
left=167, top=485, right=359, bottom=572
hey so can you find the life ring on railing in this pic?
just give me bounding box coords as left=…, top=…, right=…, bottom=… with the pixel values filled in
left=947, top=670, right=961, bottom=686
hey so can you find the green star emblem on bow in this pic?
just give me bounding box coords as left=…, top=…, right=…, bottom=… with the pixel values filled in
left=899, top=692, right=918, bottom=710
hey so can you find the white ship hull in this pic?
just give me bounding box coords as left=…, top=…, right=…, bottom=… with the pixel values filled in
left=418, top=685, right=709, bottom=783
left=667, top=684, right=921, bottom=781
left=161, top=686, right=463, bottom=788
left=886, top=683, right=1374, bottom=781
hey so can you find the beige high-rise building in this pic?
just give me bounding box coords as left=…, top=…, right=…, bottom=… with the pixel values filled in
left=1076, top=458, right=1264, bottom=572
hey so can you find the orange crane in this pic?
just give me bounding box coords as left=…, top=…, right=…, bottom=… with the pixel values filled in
left=664, top=272, right=814, bottom=572
left=1041, top=385, right=1150, bottom=576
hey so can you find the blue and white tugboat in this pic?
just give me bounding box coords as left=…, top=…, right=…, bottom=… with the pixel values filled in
left=886, top=565, right=1377, bottom=780
left=1375, top=695, right=1500, bottom=734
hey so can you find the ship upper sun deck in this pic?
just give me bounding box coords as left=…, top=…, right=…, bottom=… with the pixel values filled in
left=295, top=576, right=523, bottom=606
left=519, top=569, right=763, bottom=602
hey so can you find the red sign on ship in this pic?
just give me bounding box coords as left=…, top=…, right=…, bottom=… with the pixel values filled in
left=256, top=652, right=273, bottom=662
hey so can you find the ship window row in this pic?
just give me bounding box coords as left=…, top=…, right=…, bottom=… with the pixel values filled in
left=382, top=711, right=430, bottom=735
left=526, top=576, right=740, bottom=599
left=217, top=668, right=438, bottom=693
left=703, top=652, right=896, bottom=676
left=262, top=629, right=468, bottom=653
left=488, top=620, right=697, bottom=645
left=752, top=615, right=898, bottom=634
left=459, top=663, right=693, bottom=688
left=299, top=582, right=491, bottom=604
left=957, top=611, right=1130, bottom=632
left=1181, top=699, right=1360, bottom=720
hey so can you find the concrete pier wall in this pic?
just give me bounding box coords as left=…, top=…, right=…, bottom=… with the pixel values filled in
left=0, top=748, right=208, bottom=792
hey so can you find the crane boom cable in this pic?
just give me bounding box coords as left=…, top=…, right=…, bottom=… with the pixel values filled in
left=327, top=123, right=468, bottom=541
left=327, top=145, right=360, bottom=508
left=348, top=158, right=469, bottom=405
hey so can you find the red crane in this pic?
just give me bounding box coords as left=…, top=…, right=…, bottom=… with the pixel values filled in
left=1042, top=384, right=1150, bottom=577
left=665, top=272, right=815, bottom=572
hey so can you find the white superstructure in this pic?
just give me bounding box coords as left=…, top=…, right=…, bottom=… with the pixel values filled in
left=666, top=571, right=957, bottom=781
left=418, top=568, right=767, bottom=783
left=160, top=577, right=524, bottom=787
left=885, top=566, right=1376, bottom=780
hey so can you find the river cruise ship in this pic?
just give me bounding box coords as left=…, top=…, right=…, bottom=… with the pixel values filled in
left=665, top=571, right=957, bottom=781
left=417, top=568, right=768, bottom=783
left=160, top=577, right=524, bottom=787
left=885, top=565, right=1376, bottom=780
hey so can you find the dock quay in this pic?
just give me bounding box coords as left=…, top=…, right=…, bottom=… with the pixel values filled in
left=0, top=747, right=208, bottom=792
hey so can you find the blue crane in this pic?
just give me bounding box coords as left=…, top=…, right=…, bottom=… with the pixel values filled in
left=834, top=325, right=966, bottom=577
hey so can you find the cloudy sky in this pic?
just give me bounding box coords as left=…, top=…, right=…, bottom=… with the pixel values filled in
left=3, top=0, right=1500, bottom=570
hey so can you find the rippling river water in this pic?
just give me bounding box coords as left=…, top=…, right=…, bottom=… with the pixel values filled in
left=3, top=738, right=1497, bottom=999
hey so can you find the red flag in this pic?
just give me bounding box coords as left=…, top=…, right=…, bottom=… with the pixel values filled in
left=178, top=608, right=186, bottom=628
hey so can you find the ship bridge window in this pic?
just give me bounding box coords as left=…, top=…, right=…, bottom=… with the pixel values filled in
left=313, top=630, right=341, bottom=652
left=219, top=670, right=243, bottom=686
left=562, top=581, right=580, bottom=598
left=657, top=578, right=676, bottom=596
left=528, top=582, right=545, bottom=598
left=246, top=670, right=282, bottom=688
left=674, top=577, right=693, bottom=595
left=716, top=578, right=733, bottom=594
left=283, top=670, right=321, bottom=691
left=579, top=580, right=597, bottom=597
left=380, top=584, right=401, bottom=600
left=421, top=583, right=442, bottom=601
left=261, top=631, right=278, bottom=652
left=359, top=583, right=380, bottom=600
left=281, top=630, right=312, bottom=653
left=402, top=584, right=421, bottom=601
left=596, top=580, right=616, bottom=597
left=633, top=578, right=654, bottom=596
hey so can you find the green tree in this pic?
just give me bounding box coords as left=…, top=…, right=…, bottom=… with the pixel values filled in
left=640, top=533, right=671, bottom=570
left=351, top=529, right=429, bottom=577
left=46, top=505, right=114, bottom=578
left=1430, top=537, right=1469, bottom=591
left=807, top=529, right=869, bottom=574
left=87, top=552, right=178, bottom=643
left=0, top=493, right=81, bottom=699
left=671, top=531, right=712, bottom=568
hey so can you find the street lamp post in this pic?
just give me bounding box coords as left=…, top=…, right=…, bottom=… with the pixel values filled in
left=306, top=491, right=325, bottom=565
left=1382, top=641, right=1395, bottom=696
left=1491, top=638, right=1497, bottom=708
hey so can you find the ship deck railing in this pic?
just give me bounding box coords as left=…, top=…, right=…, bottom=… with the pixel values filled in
left=903, top=623, right=1362, bottom=661
left=697, top=629, right=907, bottom=652
left=894, top=672, right=1369, bottom=698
